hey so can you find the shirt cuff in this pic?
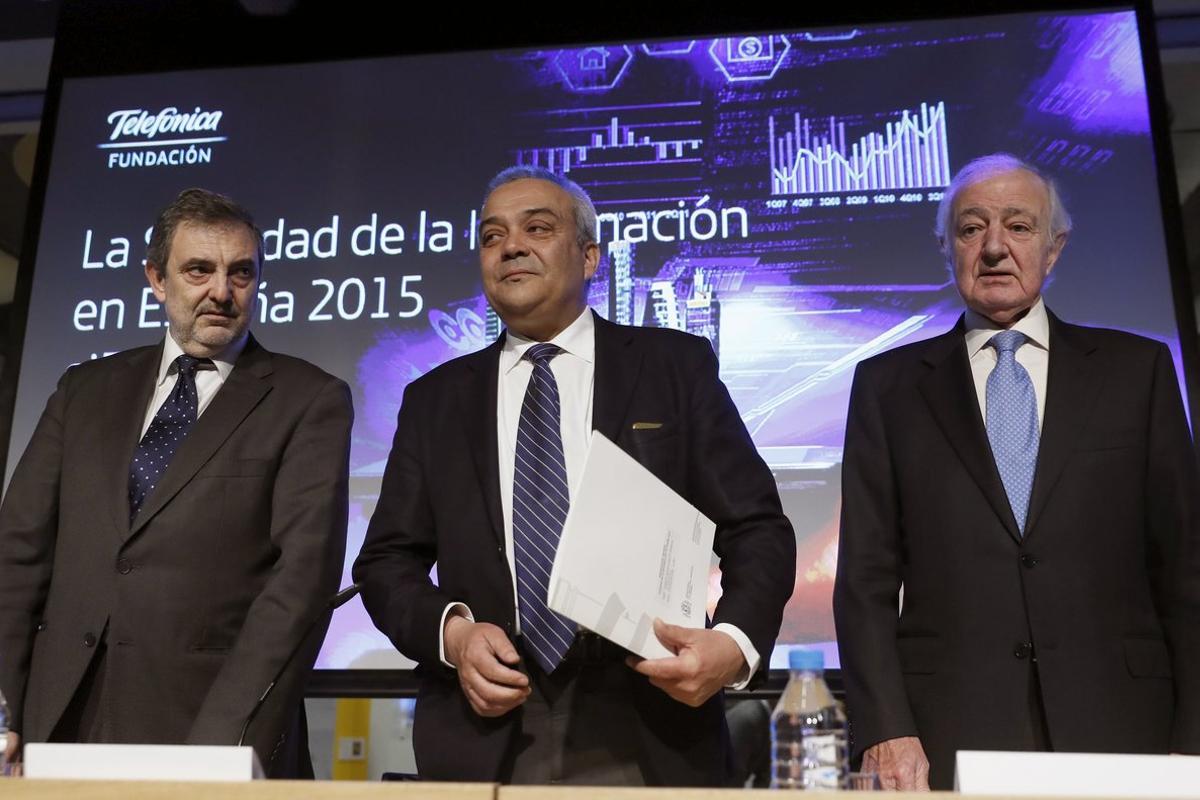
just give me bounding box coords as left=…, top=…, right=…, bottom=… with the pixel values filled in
left=712, top=622, right=759, bottom=690
left=438, top=602, right=475, bottom=669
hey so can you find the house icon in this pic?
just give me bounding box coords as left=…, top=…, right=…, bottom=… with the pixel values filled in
left=579, top=47, right=608, bottom=71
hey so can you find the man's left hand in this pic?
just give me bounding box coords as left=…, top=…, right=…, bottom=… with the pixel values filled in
left=627, top=619, right=746, bottom=707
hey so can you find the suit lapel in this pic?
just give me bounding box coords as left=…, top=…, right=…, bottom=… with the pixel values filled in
left=591, top=314, right=644, bottom=441
left=461, top=337, right=505, bottom=546
left=918, top=320, right=1022, bottom=542
left=105, top=345, right=162, bottom=539
left=1023, top=313, right=1101, bottom=540
left=127, top=336, right=273, bottom=539
left=465, top=312, right=640, bottom=545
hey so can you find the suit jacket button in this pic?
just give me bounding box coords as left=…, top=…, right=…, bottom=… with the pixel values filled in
left=36, top=621, right=47, bottom=632
left=1020, top=554, right=1038, bottom=568
left=116, top=558, right=133, bottom=574
left=84, top=633, right=97, bottom=647
left=1013, top=642, right=1031, bottom=659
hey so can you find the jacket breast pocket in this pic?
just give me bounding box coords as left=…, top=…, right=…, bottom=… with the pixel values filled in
left=1073, top=428, right=1141, bottom=453
left=896, top=636, right=941, bottom=675
left=197, top=457, right=273, bottom=478
left=625, top=421, right=680, bottom=449
left=624, top=425, right=681, bottom=476
left=1123, top=638, right=1172, bottom=679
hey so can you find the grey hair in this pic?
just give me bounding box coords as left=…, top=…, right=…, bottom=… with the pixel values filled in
left=483, top=165, right=598, bottom=247
left=935, top=153, right=1072, bottom=247
left=146, top=187, right=263, bottom=276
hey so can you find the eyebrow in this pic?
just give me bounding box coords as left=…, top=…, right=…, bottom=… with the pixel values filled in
left=957, top=206, right=1039, bottom=219
left=478, top=207, right=563, bottom=231
left=178, top=256, right=258, bottom=270
left=179, top=257, right=216, bottom=269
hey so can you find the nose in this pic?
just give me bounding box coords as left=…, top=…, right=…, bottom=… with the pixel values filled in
left=208, top=271, right=233, bottom=304
left=981, top=224, right=1008, bottom=266
left=501, top=230, right=528, bottom=260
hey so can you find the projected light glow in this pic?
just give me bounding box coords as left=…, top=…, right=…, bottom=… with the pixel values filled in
left=7, top=8, right=1185, bottom=671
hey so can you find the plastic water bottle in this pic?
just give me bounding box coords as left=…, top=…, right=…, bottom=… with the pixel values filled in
left=770, top=648, right=848, bottom=790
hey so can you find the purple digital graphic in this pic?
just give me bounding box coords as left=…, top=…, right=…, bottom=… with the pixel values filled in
left=11, top=8, right=1186, bottom=672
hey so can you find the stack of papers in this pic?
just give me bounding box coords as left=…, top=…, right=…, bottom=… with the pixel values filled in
left=547, top=432, right=716, bottom=659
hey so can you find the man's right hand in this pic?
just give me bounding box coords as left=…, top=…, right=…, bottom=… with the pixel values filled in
left=443, top=615, right=530, bottom=717
left=3, top=731, right=21, bottom=777
left=862, top=736, right=930, bottom=791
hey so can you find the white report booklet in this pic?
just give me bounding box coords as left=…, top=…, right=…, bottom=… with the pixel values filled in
left=547, top=431, right=716, bottom=660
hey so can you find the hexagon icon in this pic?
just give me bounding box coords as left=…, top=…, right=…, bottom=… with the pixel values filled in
left=554, top=45, right=634, bottom=92
left=641, top=41, right=696, bottom=56
left=708, top=35, right=791, bottom=82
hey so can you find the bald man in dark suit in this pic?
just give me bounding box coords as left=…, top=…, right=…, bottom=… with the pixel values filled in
left=355, top=166, right=795, bottom=785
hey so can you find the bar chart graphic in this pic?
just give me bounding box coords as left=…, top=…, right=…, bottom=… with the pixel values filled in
left=769, top=101, right=951, bottom=195
left=517, top=114, right=702, bottom=174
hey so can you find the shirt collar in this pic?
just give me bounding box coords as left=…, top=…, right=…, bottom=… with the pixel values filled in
left=964, top=297, right=1050, bottom=359
left=156, top=333, right=244, bottom=387
left=500, top=307, right=595, bottom=375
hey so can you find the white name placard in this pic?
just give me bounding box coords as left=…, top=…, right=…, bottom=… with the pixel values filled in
left=24, top=743, right=263, bottom=781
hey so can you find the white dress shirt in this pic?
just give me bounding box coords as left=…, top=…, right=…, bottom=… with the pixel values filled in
left=140, top=334, right=244, bottom=438
left=440, top=308, right=759, bottom=687
left=964, top=297, right=1050, bottom=429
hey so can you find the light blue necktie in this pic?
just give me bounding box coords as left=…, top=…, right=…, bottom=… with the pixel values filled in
left=512, top=343, right=576, bottom=673
left=986, top=330, right=1040, bottom=535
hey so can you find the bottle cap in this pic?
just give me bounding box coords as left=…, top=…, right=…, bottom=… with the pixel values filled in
left=789, top=648, right=824, bottom=671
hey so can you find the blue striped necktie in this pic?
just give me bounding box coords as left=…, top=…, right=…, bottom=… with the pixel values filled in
left=128, top=354, right=209, bottom=520
left=986, top=330, right=1040, bottom=534
left=512, top=343, right=576, bottom=673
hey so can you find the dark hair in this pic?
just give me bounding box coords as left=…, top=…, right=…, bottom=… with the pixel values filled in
left=146, top=188, right=263, bottom=275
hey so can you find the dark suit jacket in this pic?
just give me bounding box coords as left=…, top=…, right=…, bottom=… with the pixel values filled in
left=0, top=335, right=352, bottom=777
left=833, top=311, right=1200, bottom=789
left=354, top=314, right=795, bottom=786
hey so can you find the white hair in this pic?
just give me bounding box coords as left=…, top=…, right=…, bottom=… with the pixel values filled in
left=935, top=153, right=1072, bottom=246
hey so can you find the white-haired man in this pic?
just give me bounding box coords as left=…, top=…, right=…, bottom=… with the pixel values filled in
left=834, top=153, right=1200, bottom=789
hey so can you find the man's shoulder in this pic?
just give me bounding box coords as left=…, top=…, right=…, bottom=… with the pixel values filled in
left=853, top=326, right=959, bottom=379
left=596, top=316, right=716, bottom=361
left=256, top=346, right=346, bottom=388
left=240, top=341, right=353, bottom=421
left=57, top=342, right=158, bottom=386
left=1053, top=317, right=1169, bottom=357
left=82, top=342, right=160, bottom=369
left=627, top=321, right=712, bottom=349
left=403, top=341, right=496, bottom=398
left=848, top=314, right=1171, bottom=390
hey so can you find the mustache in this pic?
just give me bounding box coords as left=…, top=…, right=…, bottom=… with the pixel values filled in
left=196, top=303, right=236, bottom=316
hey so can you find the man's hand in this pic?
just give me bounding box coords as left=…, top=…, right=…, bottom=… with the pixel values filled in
left=443, top=615, right=530, bottom=718
left=3, top=731, right=21, bottom=777
left=862, top=736, right=929, bottom=791
left=627, top=619, right=746, bottom=707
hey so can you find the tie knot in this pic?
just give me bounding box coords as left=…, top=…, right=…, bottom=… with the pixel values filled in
left=173, top=354, right=210, bottom=377
left=525, top=343, right=561, bottom=365
left=989, top=330, right=1026, bottom=356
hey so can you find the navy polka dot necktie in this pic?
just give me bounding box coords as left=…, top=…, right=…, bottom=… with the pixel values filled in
left=986, top=330, right=1040, bottom=535
left=128, top=354, right=210, bottom=521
